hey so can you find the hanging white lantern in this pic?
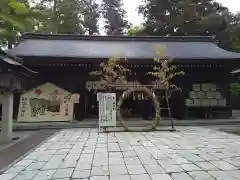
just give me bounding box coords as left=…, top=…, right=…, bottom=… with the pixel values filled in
left=152, top=91, right=156, bottom=97
left=133, top=92, right=136, bottom=100
left=145, top=94, right=148, bottom=100
left=86, top=82, right=92, bottom=91
left=138, top=93, right=141, bottom=100
left=122, top=91, right=126, bottom=98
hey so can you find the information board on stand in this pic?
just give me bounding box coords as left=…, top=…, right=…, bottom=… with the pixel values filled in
left=97, top=93, right=116, bottom=130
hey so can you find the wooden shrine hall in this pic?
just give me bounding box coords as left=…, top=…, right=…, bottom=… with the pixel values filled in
left=7, top=33, right=240, bottom=121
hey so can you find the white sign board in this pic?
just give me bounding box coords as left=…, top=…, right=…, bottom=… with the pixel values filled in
left=17, top=83, right=74, bottom=122
left=97, top=93, right=116, bottom=128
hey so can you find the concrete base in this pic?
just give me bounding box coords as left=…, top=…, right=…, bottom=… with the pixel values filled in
left=0, top=93, right=14, bottom=144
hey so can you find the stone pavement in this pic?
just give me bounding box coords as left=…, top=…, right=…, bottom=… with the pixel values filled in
left=1, top=127, right=240, bottom=180
left=0, top=130, right=57, bottom=173
left=0, top=131, right=36, bottom=152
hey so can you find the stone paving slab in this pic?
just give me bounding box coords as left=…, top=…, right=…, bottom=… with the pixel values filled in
left=1, top=127, right=240, bottom=180
left=0, top=130, right=57, bottom=173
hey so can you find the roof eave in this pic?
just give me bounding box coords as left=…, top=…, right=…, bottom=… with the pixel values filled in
left=14, top=54, right=240, bottom=61
left=21, top=33, right=214, bottom=42
left=0, top=50, right=39, bottom=76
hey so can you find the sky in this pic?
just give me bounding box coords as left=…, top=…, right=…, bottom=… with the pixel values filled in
left=123, top=0, right=240, bottom=26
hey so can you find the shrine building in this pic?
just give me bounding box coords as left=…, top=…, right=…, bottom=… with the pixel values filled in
left=7, top=33, right=240, bottom=122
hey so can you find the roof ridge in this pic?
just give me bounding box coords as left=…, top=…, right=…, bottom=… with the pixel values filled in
left=21, top=33, right=214, bottom=42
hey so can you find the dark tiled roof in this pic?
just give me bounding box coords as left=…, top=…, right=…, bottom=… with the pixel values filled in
left=7, top=33, right=240, bottom=60
left=0, top=49, right=22, bottom=65
left=0, top=49, right=38, bottom=75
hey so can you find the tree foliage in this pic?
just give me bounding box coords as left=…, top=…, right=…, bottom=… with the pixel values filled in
left=230, top=82, right=240, bottom=109
left=35, top=0, right=84, bottom=34
left=148, top=46, right=185, bottom=88
left=148, top=46, right=185, bottom=122
left=101, top=0, right=130, bottom=35
left=128, top=26, right=144, bottom=36
left=231, top=83, right=240, bottom=96
left=0, top=0, right=103, bottom=48
left=0, top=0, right=45, bottom=49
left=82, top=0, right=100, bottom=35
left=138, top=0, right=238, bottom=51
left=55, top=0, right=84, bottom=34
left=90, top=57, right=131, bottom=92
left=139, top=0, right=229, bottom=35
left=230, top=13, right=240, bottom=52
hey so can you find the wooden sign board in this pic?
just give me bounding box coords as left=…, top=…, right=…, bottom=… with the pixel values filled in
left=211, top=99, right=218, bottom=106
left=185, top=99, right=193, bottom=106
left=190, top=91, right=197, bottom=99
left=197, top=91, right=205, bottom=98
left=206, top=92, right=214, bottom=99
left=192, top=84, right=201, bottom=91
left=18, top=83, right=74, bottom=122
left=193, top=99, right=201, bottom=106
left=209, top=84, right=217, bottom=91
left=202, top=99, right=210, bottom=107
left=214, top=92, right=221, bottom=99
left=202, top=84, right=217, bottom=92
left=218, top=99, right=226, bottom=107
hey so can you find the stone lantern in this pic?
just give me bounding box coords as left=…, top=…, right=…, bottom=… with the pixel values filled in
left=0, top=50, right=37, bottom=143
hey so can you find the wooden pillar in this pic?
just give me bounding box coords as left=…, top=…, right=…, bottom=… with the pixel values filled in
left=0, top=93, right=14, bottom=143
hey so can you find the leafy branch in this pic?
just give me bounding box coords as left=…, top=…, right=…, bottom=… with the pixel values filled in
left=148, top=46, right=185, bottom=121
left=90, top=57, right=131, bottom=92
left=148, top=46, right=184, bottom=95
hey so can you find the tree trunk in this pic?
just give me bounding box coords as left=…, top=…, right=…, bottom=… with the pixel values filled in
left=7, top=39, right=14, bottom=49
left=52, top=0, right=57, bottom=33
left=165, top=89, right=174, bottom=129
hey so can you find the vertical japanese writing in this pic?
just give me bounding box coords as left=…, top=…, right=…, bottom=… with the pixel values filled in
left=98, top=93, right=116, bottom=127
left=64, top=103, right=69, bottom=116
left=20, top=97, right=27, bottom=117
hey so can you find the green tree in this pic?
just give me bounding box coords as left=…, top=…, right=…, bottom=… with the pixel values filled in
left=32, top=0, right=56, bottom=33
left=82, top=0, right=100, bottom=35
left=0, top=0, right=45, bottom=49
left=127, top=26, right=144, bottom=36
left=230, top=13, right=240, bottom=52
left=56, top=0, right=84, bottom=34
left=35, top=0, right=101, bottom=35
left=138, top=0, right=234, bottom=50
left=34, top=0, right=84, bottom=34
left=230, top=83, right=240, bottom=109
left=101, top=0, right=130, bottom=35
left=148, top=46, right=184, bottom=129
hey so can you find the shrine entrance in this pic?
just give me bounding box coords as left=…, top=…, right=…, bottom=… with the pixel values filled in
left=85, top=90, right=99, bottom=118
left=85, top=90, right=149, bottom=118
left=120, top=91, right=155, bottom=120
left=85, top=81, right=153, bottom=119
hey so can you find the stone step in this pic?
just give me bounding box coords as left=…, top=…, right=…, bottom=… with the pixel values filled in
left=1, top=118, right=240, bottom=131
